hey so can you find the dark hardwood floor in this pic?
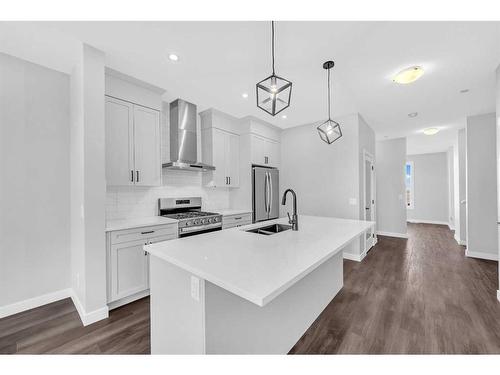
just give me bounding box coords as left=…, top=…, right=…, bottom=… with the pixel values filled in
left=1, top=223, right=499, bottom=354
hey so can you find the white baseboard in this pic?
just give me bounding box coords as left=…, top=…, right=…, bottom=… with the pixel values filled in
left=407, top=219, right=449, bottom=226
left=0, top=288, right=108, bottom=326
left=70, top=290, right=109, bottom=326
left=107, top=289, right=149, bottom=310
left=448, top=223, right=455, bottom=231
left=376, top=231, right=409, bottom=239
left=0, top=288, right=72, bottom=319
left=343, top=251, right=365, bottom=262
left=497, top=290, right=500, bottom=302
left=465, top=249, right=498, bottom=261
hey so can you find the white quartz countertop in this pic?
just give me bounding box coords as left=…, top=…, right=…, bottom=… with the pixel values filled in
left=216, top=208, right=252, bottom=216
left=106, top=216, right=178, bottom=232
left=146, top=215, right=374, bottom=306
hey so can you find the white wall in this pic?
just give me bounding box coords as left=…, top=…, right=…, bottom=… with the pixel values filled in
left=375, top=138, right=407, bottom=237
left=0, top=53, right=70, bottom=307
left=466, top=113, right=498, bottom=261
left=280, top=114, right=360, bottom=220
left=496, top=64, right=500, bottom=295
left=70, top=43, right=108, bottom=321
left=406, top=152, right=449, bottom=224
left=280, top=114, right=375, bottom=259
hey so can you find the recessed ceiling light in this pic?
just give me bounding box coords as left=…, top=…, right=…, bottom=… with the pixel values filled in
left=423, top=127, right=439, bottom=136
left=393, top=66, right=424, bottom=84
left=242, top=93, right=249, bottom=99
left=408, top=112, right=418, bottom=118
left=460, top=89, right=470, bottom=93
left=281, top=114, right=287, bottom=119
left=168, top=54, right=179, bottom=62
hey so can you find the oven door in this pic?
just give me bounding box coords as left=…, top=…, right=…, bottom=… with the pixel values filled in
left=179, top=224, right=222, bottom=238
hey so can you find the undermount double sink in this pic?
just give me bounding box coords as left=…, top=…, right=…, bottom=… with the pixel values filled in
left=245, top=223, right=292, bottom=235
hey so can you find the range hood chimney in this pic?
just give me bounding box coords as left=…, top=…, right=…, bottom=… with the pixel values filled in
left=162, top=99, right=215, bottom=172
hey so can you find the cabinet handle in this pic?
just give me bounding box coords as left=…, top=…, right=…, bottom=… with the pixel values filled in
left=229, top=176, right=231, bottom=185
left=144, top=251, right=148, bottom=256
left=141, top=230, right=155, bottom=235
left=131, top=170, right=134, bottom=182
left=136, top=170, right=140, bottom=183
left=234, top=217, right=242, bottom=220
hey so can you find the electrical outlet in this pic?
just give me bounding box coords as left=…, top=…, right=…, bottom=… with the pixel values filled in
left=190, top=276, right=200, bottom=302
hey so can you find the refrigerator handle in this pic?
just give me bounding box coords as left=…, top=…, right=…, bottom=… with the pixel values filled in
left=266, top=172, right=271, bottom=214
left=264, top=172, right=268, bottom=214
left=269, top=172, right=273, bottom=214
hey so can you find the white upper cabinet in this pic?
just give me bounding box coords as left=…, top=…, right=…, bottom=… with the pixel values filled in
left=105, top=97, right=134, bottom=186
left=133, top=105, right=161, bottom=186
left=250, top=134, right=280, bottom=168
left=105, top=96, right=161, bottom=186
left=200, top=109, right=240, bottom=188
left=202, top=127, right=240, bottom=188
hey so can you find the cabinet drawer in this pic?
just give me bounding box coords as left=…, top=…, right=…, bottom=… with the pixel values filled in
left=222, top=213, right=252, bottom=227
left=223, top=220, right=252, bottom=230
left=110, top=224, right=177, bottom=245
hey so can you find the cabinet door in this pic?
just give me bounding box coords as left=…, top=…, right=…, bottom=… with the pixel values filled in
left=226, top=132, right=240, bottom=187
left=109, top=239, right=149, bottom=302
left=105, top=97, right=134, bottom=185
left=251, top=135, right=268, bottom=166
left=266, top=139, right=280, bottom=168
left=133, top=105, right=161, bottom=186
left=212, top=128, right=228, bottom=187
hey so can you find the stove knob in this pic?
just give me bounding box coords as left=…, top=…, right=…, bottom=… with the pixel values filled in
left=214, top=216, right=220, bottom=222
left=208, top=218, right=213, bottom=223
left=202, top=218, right=208, bottom=224
left=185, top=220, right=192, bottom=226
left=194, top=219, right=200, bottom=225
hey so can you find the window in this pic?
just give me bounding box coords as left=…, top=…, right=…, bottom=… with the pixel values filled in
left=405, top=161, right=414, bottom=209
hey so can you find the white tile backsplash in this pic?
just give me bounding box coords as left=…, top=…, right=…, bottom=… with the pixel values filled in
left=106, top=169, right=230, bottom=221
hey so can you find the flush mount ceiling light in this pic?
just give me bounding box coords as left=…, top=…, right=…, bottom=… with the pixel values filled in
left=256, top=21, right=292, bottom=116
left=408, top=112, right=418, bottom=118
left=281, top=114, right=287, bottom=119
left=423, top=127, right=439, bottom=135
left=317, top=61, right=342, bottom=144
left=242, top=93, right=249, bottom=99
left=168, top=53, right=179, bottom=62
left=393, top=66, right=424, bottom=84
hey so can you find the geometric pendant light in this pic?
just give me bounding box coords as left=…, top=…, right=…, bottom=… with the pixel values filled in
left=317, top=60, right=342, bottom=144
left=256, top=21, right=292, bottom=116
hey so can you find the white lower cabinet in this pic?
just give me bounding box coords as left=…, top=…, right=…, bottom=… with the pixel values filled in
left=107, top=223, right=178, bottom=308
left=222, top=213, right=252, bottom=229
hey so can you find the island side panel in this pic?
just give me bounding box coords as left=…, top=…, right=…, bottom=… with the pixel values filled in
left=204, top=251, right=343, bottom=354
left=150, top=256, right=206, bottom=354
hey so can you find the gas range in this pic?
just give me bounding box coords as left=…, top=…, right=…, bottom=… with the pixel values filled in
left=158, top=197, right=222, bottom=237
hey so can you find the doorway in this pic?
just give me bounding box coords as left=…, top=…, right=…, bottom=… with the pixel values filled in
left=363, top=150, right=376, bottom=251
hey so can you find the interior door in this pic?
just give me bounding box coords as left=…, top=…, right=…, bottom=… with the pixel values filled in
left=105, top=96, right=134, bottom=185
left=364, top=157, right=375, bottom=250
left=253, top=167, right=269, bottom=222
left=133, top=104, right=160, bottom=186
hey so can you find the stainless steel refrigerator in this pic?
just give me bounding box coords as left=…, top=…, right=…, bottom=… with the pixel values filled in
left=252, top=166, right=279, bottom=222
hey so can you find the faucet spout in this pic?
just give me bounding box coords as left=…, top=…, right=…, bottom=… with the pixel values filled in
left=281, top=188, right=298, bottom=231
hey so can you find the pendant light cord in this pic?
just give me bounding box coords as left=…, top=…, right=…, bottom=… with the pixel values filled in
left=271, top=21, right=275, bottom=75
left=327, top=66, right=331, bottom=120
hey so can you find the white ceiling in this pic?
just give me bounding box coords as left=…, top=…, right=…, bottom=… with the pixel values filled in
left=2, top=21, right=500, bottom=153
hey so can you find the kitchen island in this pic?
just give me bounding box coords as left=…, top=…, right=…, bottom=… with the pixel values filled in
left=145, top=215, right=374, bottom=354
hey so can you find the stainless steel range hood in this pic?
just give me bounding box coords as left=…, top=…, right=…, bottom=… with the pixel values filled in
left=162, top=99, right=215, bottom=172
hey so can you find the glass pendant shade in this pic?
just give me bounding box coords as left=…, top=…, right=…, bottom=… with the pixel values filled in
left=317, top=119, right=342, bottom=144
left=318, top=60, right=342, bottom=144
left=256, top=21, right=292, bottom=116
left=256, top=74, right=292, bottom=116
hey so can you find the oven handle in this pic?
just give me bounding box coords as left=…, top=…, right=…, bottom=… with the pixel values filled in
left=180, top=222, right=222, bottom=234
